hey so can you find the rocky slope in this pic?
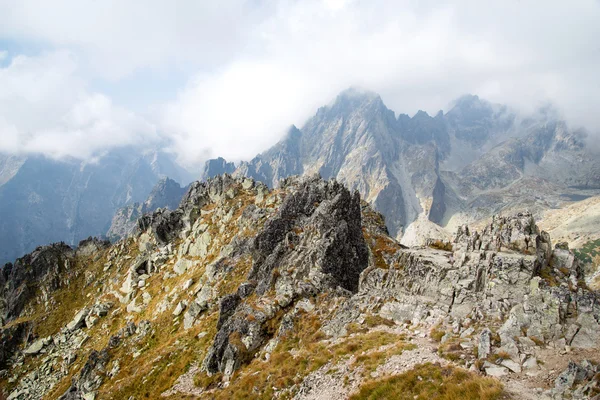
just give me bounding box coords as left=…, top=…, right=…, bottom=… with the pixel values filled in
left=1, top=175, right=599, bottom=400
left=107, top=156, right=242, bottom=242
left=0, top=149, right=192, bottom=265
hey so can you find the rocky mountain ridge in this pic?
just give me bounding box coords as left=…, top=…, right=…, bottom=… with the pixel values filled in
left=1, top=174, right=599, bottom=399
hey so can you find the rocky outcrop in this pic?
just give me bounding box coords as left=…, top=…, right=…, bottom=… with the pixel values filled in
left=107, top=177, right=188, bottom=241
left=203, top=175, right=369, bottom=376
left=201, top=157, right=236, bottom=180
left=58, top=349, right=110, bottom=400
left=359, top=209, right=600, bottom=382
left=250, top=176, right=368, bottom=294
left=0, top=243, right=74, bottom=322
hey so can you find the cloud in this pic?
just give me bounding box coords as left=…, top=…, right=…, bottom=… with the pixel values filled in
left=0, top=51, right=158, bottom=158
left=1, top=0, right=599, bottom=166
left=0, top=0, right=273, bottom=80
left=163, top=0, right=600, bottom=166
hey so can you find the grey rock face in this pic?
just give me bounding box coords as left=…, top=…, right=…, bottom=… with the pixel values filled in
left=250, top=175, right=369, bottom=294
left=233, top=90, right=430, bottom=238
left=0, top=243, right=74, bottom=321
left=0, top=322, right=30, bottom=369
left=202, top=175, right=369, bottom=376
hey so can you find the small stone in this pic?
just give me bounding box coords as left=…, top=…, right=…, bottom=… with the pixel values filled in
left=23, top=339, right=45, bottom=355
left=564, top=345, right=571, bottom=353
left=197, top=332, right=208, bottom=339
left=523, top=356, right=539, bottom=371
left=182, top=279, right=194, bottom=291
left=478, top=328, right=492, bottom=359
left=82, top=392, right=96, bottom=400
left=441, top=333, right=452, bottom=344
left=66, top=308, right=89, bottom=331
left=517, top=336, right=536, bottom=348
left=501, top=359, right=522, bottom=373
left=173, top=301, right=186, bottom=316
left=485, top=366, right=508, bottom=377
left=174, top=259, right=190, bottom=275
left=460, top=326, right=475, bottom=338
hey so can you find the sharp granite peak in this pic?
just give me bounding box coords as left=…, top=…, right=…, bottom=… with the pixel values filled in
left=224, top=88, right=600, bottom=247
left=1, top=174, right=600, bottom=399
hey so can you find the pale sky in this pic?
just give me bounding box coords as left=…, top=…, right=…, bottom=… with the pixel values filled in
left=0, top=0, right=599, bottom=166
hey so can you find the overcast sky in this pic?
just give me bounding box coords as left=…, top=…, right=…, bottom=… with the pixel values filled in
left=0, top=0, right=599, bottom=166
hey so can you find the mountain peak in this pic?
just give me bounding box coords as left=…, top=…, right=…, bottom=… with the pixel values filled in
left=413, top=110, right=431, bottom=119
left=330, top=87, right=383, bottom=111
left=447, top=94, right=492, bottom=115
left=201, top=157, right=236, bottom=180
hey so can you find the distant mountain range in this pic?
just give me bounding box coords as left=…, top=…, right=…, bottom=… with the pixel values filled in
left=0, top=149, right=193, bottom=264
left=2, top=88, right=599, bottom=264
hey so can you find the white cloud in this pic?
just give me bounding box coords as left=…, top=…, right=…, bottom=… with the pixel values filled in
left=162, top=0, right=600, bottom=166
left=0, top=51, right=7, bottom=61
left=0, top=0, right=272, bottom=80
left=1, top=0, right=600, bottom=165
left=0, top=51, right=158, bottom=158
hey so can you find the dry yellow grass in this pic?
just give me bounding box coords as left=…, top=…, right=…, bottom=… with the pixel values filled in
left=350, top=362, right=505, bottom=400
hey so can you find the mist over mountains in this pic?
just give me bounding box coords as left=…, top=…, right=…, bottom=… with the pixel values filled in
left=229, top=88, right=600, bottom=242
left=1, top=88, right=599, bottom=265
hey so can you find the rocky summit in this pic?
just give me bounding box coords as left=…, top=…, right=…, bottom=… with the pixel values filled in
left=225, top=89, right=600, bottom=247
left=1, top=174, right=599, bottom=400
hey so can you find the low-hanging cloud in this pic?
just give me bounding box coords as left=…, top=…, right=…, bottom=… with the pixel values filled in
left=162, top=0, right=600, bottom=166
left=0, top=51, right=159, bottom=159
left=0, top=0, right=599, bottom=166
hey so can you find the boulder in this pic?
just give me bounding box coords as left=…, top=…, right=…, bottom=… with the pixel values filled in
left=570, top=313, right=600, bottom=349
left=23, top=339, right=45, bottom=355
left=485, top=366, right=508, bottom=377
left=66, top=308, right=89, bottom=332
left=478, top=328, right=492, bottom=359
